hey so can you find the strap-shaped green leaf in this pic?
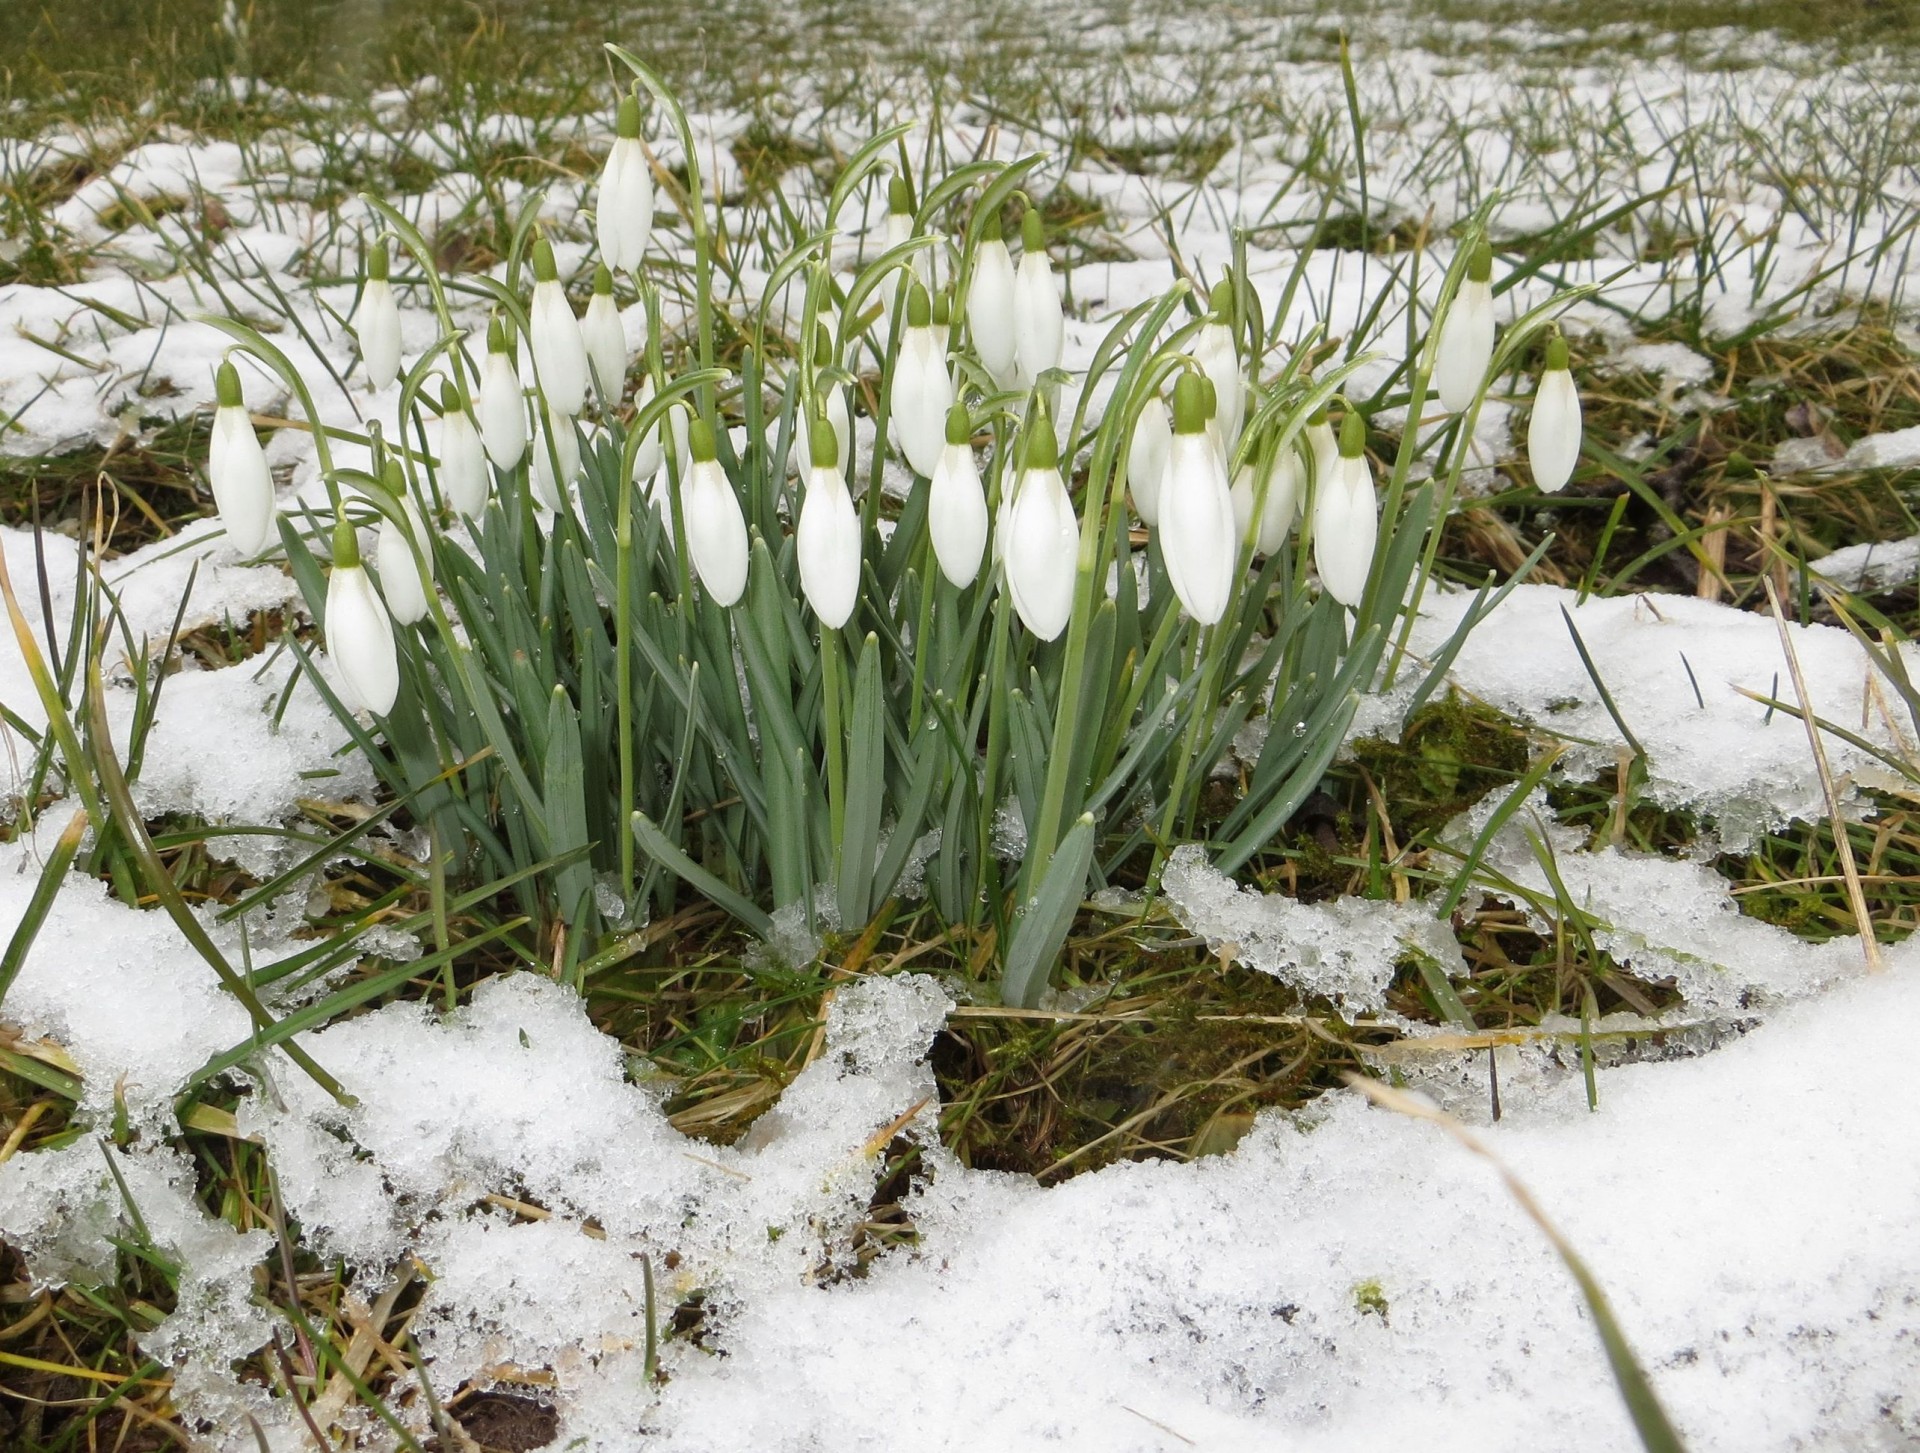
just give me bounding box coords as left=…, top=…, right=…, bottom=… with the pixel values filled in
left=544, top=686, right=594, bottom=928
left=999, top=812, right=1096, bottom=1009
left=837, top=633, right=886, bottom=929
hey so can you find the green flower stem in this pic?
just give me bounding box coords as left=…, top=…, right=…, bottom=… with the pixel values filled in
left=821, top=625, right=847, bottom=854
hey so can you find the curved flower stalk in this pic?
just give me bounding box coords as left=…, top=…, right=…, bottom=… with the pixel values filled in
left=435, top=380, right=490, bottom=517
left=890, top=283, right=953, bottom=478
left=1157, top=372, right=1237, bottom=625
left=1527, top=335, right=1582, bottom=493
left=1434, top=239, right=1495, bottom=416
left=582, top=263, right=630, bottom=404
left=796, top=415, right=861, bottom=629
left=1124, top=391, right=1171, bottom=526
left=795, top=325, right=853, bottom=481
left=208, top=359, right=278, bottom=555
left=532, top=405, right=581, bottom=511
left=1231, top=437, right=1303, bottom=556
left=1193, top=278, right=1244, bottom=454
left=355, top=240, right=402, bottom=392
left=325, top=513, right=398, bottom=716
left=478, top=315, right=528, bottom=470
left=374, top=464, right=434, bottom=626
left=530, top=237, right=589, bottom=418
left=596, top=92, right=655, bottom=273
left=682, top=417, right=749, bottom=606
left=929, top=401, right=988, bottom=588
left=1012, top=209, right=1063, bottom=391
left=1002, top=403, right=1078, bottom=641
left=966, top=212, right=1017, bottom=388
left=1312, top=408, right=1378, bottom=609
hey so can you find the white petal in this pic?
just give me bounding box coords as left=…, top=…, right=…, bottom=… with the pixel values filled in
left=1125, top=397, right=1171, bottom=526
left=479, top=353, right=528, bottom=470
left=966, top=239, right=1017, bottom=387
left=929, top=440, right=988, bottom=588
left=797, top=466, right=861, bottom=628
left=1313, top=455, right=1378, bottom=608
left=530, top=278, right=588, bottom=418
left=325, top=563, right=399, bottom=716
left=355, top=280, right=402, bottom=392
left=582, top=292, right=629, bottom=402
left=437, top=410, right=490, bottom=516
left=1157, top=432, right=1236, bottom=624
left=1434, top=278, right=1494, bottom=415
left=1253, top=447, right=1302, bottom=555
left=1004, top=466, right=1079, bottom=641
left=376, top=497, right=433, bottom=625
left=1012, top=252, right=1063, bottom=388
left=1194, top=322, right=1244, bottom=449
left=684, top=458, right=749, bottom=606
left=1527, top=368, right=1582, bottom=494
left=630, top=376, right=665, bottom=483
left=210, top=406, right=278, bottom=556
left=532, top=408, right=581, bottom=511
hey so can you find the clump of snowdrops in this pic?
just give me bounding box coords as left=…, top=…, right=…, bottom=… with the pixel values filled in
left=205, top=49, right=1583, bottom=1006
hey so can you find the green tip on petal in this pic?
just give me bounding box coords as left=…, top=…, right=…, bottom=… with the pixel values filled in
left=532, top=237, right=558, bottom=283
left=1021, top=403, right=1058, bottom=471
left=809, top=409, right=839, bottom=469
left=215, top=360, right=243, bottom=409
left=813, top=322, right=834, bottom=365
left=593, top=263, right=614, bottom=295
left=907, top=282, right=931, bottom=329
left=1021, top=207, right=1044, bottom=253
left=944, top=401, right=972, bottom=446
left=382, top=458, right=406, bottom=495
left=1339, top=408, right=1367, bottom=458
left=1171, top=372, right=1208, bottom=434
left=616, top=93, right=641, bottom=139
left=1545, top=335, right=1571, bottom=373
left=331, top=512, right=361, bottom=569
left=932, top=289, right=951, bottom=327
left=440, top=378, right=461, bottom=412
left=689, top=418, right=718, bottom=462
left=1468, top=238, right=1493, bottom=283
left=889, top=175, right=914, bottom=215
left=1198, top=376, right=1217, bottom=420
left=1208, top=276, right=1234, bottom=323
left=367, top=239, right=389, bottom=282
left=487, top=315, right=508, bottom=353
left=979, top=209, right=1002, bottom=243
left=1307, top=403, right=1330, bottom=428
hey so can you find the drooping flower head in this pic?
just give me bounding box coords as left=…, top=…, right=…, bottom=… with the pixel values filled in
left=967, top=210, right=1017, bottom=389
left=929, top=400, right=988, bottom=589
left=1312, top=407, right=1379, bottom=609
left=529, top=236, right=589, bottom=418
left=208, top=358, right=278, bottom=556
left=1002, top=399, right=1079, bottom=641
left=582, top=262, right=629, bottom=404
left=1012, top=207, right=1064, bottom=391
left=478, top=314, right=528, bottom=471
left=797, top=412, right=861, bottom=629
left=436, top=378, right=490, bottom=517
left=1528, top=334, right=1582, bottom=494
left=682, top=417, right=750, bottom=607
left=325, top=510, right=399, bottom=717
left=597, top=92, right=655, bottom=273
left=1435, top=238, right=1496, bottom=416
left=1157, top=371, right=1237, bottom=625
left=355, top=239, right=402, bottom=392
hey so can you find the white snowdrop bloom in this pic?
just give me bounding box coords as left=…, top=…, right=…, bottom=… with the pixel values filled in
left=683, top=419, right=749, bottom=607
left=207, top=360, right=277, bottom=556
left=1002, top=407, right=1079, bottom=642
left=880, top=175, right=918, bottom=333
left=796, top=418, right=861, bottom=629
left=1313, top=410, right=1379, bottom=609
left=1012, top=209, right=1063, bottom=390
left=1193, top=278, right=1244, bottom=453
left=529, top=237, right=589, bottom=418
left=1528, top=335, right=1583, bottom=494
left=1156, top=373, right=1237, bottom=626
left=325, top=517, right=399, bottom=716
left=928, top=402, right=988, bottom=589
left=581, top=264, right=629, bottom=404
left=890, top=284, right=953, bottom=478
left=1124, top=392, right=1171, bottom=527
left=435, top=381, right=490, bottom=517
left=478, top=317, right=528, bottom=471
left=1305, top=410, right=1338, bottom=517
left=1434, top=240, right=1496, bottom=416
left=596, top=93, right=655, bottom=273
left=531, top=405, right=581, bottom=511
left=355, top=241, right=402, bottom=392
left=794, top=326, right=853, bottom=481
left=375, top=476, right=434, bottom=626
left=1230, top=440, right=1303, bottom=556
left=966, top=215, right=1017, bottom=388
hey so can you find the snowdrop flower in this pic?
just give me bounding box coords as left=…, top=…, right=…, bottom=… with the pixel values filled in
left=325, top=514, right=398, bottom=716
left=1157, top=373, right=1237, bottom=625
left=966, top=212, right=1017, bottom=388
left=1194, top=278, right=1244, bottom=453
left=890, top=284, right=953, bottom=478
left=596, top=93, right=655, bottom=273
left=795, top=325, right=853, bottom=481
left=374, top=466, right=434, bottom=626
left=1434, top=240, right=1495, bottom=416
left=1313, top=409, right=1378, bottom=609
left=929, top=402, right=988, bottom=589
left=1305, top=406, right=1338, bottom=508
left=1012, top=209, right=1063, bottom=390
left=880, top=175, right=918, bottom=332
left=532, top=405, right=581, bottom=511
left=1124, top=391, right=1171, bottom=527
left=682, top=418, right=749, bottom=607
left=582, top=264, right=629, bottom=404
left=630, top=374, right=666, bottom=484
left=435, top=380, right=490, bottom=517
left=1231, top=438, right=1303, bottom=556
left=478, top=316, right=528, bottom=471
left=797, top=416, right=861, bottom=629
left=529, top=237, right=588, bottom=418
left=355, top=240, right=402, bottom=392
left=208, top=360, right=277, bottom=555
left=1002, top=403, right=1079, bottom=641
left=1528, top=335, right=1582, bottom=494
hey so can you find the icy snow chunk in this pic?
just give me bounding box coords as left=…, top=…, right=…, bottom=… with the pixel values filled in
left=1809, top=533, right=1920, bottom=594
left=1161, top=843, right=1462, bottom=1012
left=1843, top=425, right=1920, bottom=471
